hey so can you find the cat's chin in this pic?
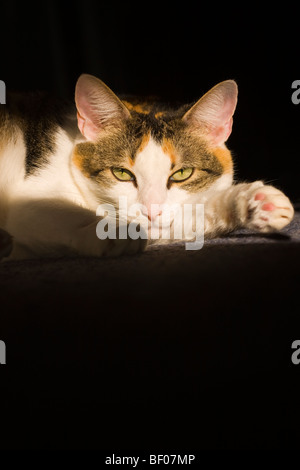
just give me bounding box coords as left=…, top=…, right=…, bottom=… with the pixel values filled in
left=146, top=223, right=175, bottom=242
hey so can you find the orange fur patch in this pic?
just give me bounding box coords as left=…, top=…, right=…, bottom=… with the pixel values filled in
left=213, top=147, right=233, bottom=173
left=154, top=111, right=164, bottom=119
left=138, top=133, right=150, bottom=153
left=128, top=134, right=150, bottom=166
left=122, top=101, right=150, bottom=114
left=72, top=148, right=89, bottom=176
left=162, top=138, right=177, bottom=166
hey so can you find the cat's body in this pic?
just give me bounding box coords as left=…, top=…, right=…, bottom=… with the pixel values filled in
left=0, top=75, right=294, bottom=259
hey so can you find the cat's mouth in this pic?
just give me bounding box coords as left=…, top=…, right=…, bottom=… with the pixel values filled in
left=135, top=214, right=174, bottom=229
left=123, top=213, right=175, bottom=240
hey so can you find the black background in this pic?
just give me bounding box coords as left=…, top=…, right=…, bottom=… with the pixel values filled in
left=1, top=1, right=300, bottom=202
left=1, top=1, right=300, bottom=453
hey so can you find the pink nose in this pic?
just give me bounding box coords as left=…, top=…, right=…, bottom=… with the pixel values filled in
left=142, top=204, right=162, bottom=221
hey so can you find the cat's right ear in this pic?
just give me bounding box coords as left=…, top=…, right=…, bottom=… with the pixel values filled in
left=75, top=74, right=130, bottom=141
left=183, top=80, right=238, bottom=147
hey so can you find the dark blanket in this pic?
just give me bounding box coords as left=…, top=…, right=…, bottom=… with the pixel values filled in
left=1, top=214, right=300, bottom=449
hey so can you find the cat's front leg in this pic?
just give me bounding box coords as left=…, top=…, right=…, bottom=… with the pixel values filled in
left=202, top=181, right=294, bottom=237
left=75, top=218, right=147, bottom=258
left=5, top=198, right=147, bottom=259
left=233, top=181, right=294, bottom=232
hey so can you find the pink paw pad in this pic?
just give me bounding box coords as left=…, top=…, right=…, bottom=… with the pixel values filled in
left=261, top=202, right=276, bottom=211
left=254, top=193, right=266, bottom=201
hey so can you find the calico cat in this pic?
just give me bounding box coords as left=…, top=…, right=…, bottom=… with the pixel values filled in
left=0, top=74, right=294, bottom=259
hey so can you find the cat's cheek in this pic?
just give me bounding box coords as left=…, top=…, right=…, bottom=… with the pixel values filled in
left=166, top=187, right=190, bottom=206
left=103, top=182, right=139, bottom=215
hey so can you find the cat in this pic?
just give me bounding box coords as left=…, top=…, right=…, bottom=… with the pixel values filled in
left=0, top=74, right=294, bottom=260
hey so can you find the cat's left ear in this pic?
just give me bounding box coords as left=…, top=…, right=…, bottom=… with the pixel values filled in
left=75, top=74, right=130, bottom=141
left=183, top=80, right=238, bottom=147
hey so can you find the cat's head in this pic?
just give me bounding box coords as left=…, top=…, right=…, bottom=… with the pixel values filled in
left=72, top=74, right=237, bottom=226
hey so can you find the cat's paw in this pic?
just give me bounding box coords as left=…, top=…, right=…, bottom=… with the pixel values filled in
left=241, top=183, right=294, bottom=232
left=102, top=232, right=147, bottom=257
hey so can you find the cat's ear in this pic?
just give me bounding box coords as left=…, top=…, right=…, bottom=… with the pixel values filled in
left=183, top=80, right=238, bottom=147
left=75, top=74, right=130, bottom=141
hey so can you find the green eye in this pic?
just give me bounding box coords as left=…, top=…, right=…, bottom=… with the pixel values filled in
left=112, top=168, right=135, bottom=182
left=170, top=168, right=194, bottom=182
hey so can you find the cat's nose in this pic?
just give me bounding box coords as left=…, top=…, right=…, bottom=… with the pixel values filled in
left=142, top=204, right=162, bottom=221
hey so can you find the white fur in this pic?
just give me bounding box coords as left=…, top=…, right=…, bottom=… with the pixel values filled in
left=0, top=129, right=26, bottom=227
